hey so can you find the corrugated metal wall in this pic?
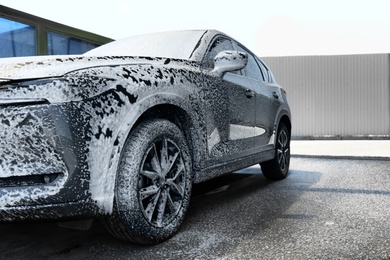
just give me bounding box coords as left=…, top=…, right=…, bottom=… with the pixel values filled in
left=263, top=54, right=390, bottom=139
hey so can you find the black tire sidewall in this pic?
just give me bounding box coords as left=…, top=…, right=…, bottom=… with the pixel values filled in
left=113, top=119, right=192, bottom=244
left=261, top=123, right=290, bottom=180
left=277, top=124, right=290, bottom=176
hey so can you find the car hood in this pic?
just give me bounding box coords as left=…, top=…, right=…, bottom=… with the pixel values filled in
left=0, top=55, right=171, bottom=81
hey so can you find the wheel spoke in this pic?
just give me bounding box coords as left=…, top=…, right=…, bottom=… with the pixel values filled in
left=163, top=147, right=180, bottom=177
left=281, top=131, right=288, bottom=147
left=160, top=139, right=169, bottom=173
left=278, top=138, right=283, bottom=148
left=170, top=158, right=184, bottom=181
left=279, top=154, right=286, bottom=169
left=169, top=181, right=184, bottom=197
left=140, top=169, right=159, bottom=180
left=144, top=189, right=161, bottom=222
left=277, top=148, right=283, bottom=161
left=156, top=188, right=169, bottom=226
left=278, top=151, right=283, bottom=164
left=150, top=144, right=162, bottom=174
left=166, top=192, right=179, bottom=214
left=139, top=184, right=160, bottom=200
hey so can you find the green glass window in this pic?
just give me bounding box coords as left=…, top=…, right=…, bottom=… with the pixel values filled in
left=0, top=17, right=36, bottom=58
left=48, top=31, right=99, bottom=55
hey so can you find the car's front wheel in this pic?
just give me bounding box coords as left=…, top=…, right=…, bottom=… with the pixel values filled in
left=104, top=119, right=192, bottom=244
left=261, top=123, right=290, bottom=180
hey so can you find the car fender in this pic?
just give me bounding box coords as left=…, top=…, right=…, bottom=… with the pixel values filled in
left=272, top=106, right=292, bottom=145
left=87, top=90, right=205, bottom=214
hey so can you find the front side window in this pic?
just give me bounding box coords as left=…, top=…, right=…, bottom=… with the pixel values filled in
left=0, top=17, right=36, bottom=58
left=48, top=32, right=99, bottom=55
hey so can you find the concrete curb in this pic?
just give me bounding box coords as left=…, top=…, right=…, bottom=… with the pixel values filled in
left=290, top=140, right=390, bottom=161
left=291, top=154, right=390, bottom=161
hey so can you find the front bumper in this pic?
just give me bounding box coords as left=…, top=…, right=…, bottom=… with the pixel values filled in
left=0, top=102, right=97, bottom=220
left=0, top=200, right=100, bottom=222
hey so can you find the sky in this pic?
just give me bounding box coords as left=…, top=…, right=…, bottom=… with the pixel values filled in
left=1, top=0, right=390, bottom=57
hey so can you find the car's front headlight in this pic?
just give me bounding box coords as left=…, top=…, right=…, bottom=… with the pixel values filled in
left=0, top=74, right=115, bottom=106
left=0, top=98, right=49, bottom=106
left=0, top=78, right=78, bottom=105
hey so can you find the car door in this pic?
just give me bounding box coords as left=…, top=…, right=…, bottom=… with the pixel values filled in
left=202, top=37, right=258, bottom=163
left=235, top=44, right=281, bottom=147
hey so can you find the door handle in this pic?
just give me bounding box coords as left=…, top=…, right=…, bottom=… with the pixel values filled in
left=272, top=91, right=279, bottom=99
left=245, top=89, right=255, bottom=98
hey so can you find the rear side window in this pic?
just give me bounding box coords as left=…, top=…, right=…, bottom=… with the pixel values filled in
left=257, top=58, right=272, bottom=82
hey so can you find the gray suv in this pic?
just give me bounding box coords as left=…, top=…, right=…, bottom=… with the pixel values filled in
left=0, top=30, right=291, bottom=244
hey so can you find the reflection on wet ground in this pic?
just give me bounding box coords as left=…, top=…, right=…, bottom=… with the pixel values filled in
left=192, top=166, right=261, bottom=197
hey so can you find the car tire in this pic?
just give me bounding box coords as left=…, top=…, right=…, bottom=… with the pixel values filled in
left=260, top=123, right=290, bottom=180
left=104, top=119, right=193, bottom=244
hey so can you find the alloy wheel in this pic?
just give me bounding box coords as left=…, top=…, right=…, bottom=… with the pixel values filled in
left=138, top=138, right=186, bottom=227
left=276, top=129, right=290, bottom=172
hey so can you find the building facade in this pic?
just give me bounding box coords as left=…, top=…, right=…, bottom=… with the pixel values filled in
left=263, top=54, right=390, bottom=139
left=0, top=5, right=112, bottom=58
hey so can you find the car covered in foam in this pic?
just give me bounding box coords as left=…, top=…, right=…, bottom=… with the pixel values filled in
left=0, top=30, right=291, bottom=244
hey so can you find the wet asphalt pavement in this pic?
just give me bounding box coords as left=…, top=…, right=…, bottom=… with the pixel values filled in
left=0, top=157, right=389, bottom=259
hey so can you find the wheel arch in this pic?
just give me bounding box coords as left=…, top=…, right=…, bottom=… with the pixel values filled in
left=279, top=114, right=292, bottom=138
left=261, top=113, right=292, bottom=180
left=89, top=91, right=205, bottom=214
left=129, top=103, right=203, bottom=177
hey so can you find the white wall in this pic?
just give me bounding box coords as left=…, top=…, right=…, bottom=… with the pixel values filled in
left=263, top=54, right=390, bottom=139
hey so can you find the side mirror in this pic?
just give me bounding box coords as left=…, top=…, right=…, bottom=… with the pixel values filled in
left=212, top=50, right=248, bottom=77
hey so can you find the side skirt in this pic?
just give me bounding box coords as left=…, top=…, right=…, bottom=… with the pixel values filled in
left=193, top=148, right=275, bottom=183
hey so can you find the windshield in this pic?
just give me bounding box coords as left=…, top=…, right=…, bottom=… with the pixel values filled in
left=85, top=30, right=206, bottom=60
